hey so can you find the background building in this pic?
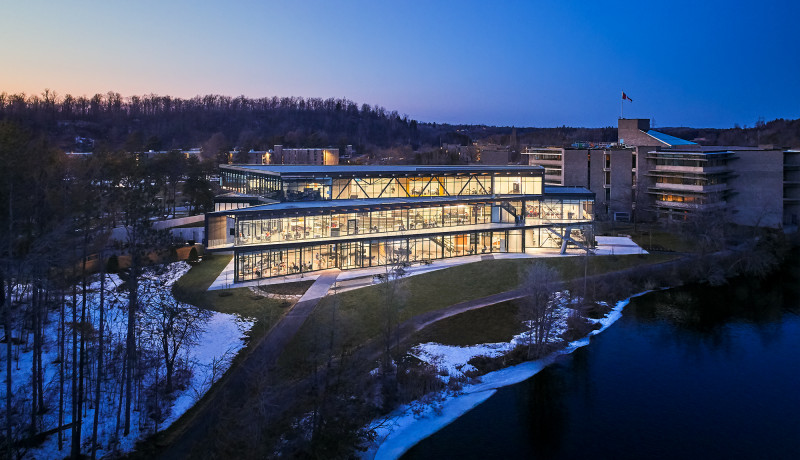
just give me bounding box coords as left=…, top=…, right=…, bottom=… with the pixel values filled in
left=525, top=118, right=800, bottom=228
left=272, top=145, right=339, bottom=165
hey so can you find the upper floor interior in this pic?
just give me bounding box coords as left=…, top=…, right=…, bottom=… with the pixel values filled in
left=219, top=164, right=547, bottom=201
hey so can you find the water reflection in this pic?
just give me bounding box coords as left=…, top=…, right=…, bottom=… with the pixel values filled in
left=405, top=252, right=800, bottom=459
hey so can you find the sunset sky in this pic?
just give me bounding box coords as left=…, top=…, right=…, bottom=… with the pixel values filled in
left=2, top=0, right=798, bottom=127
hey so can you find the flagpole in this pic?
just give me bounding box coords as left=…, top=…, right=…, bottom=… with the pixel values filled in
left=620, top=94, right=623, bottom=119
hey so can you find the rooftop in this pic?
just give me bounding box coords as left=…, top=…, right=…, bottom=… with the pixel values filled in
left=221, top=164, right=545, bottom=176
left=645, top=130, right=697, bottom=147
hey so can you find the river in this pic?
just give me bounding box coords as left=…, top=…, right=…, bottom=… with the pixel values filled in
left=404, top=256, right=800, bottom=459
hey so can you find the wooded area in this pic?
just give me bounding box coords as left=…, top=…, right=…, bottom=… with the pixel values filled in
left=2, top=91, right=796, bottom=160
left=0, top=120, right=227, bottom=458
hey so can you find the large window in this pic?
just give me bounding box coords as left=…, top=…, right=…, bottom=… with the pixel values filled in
left=524, top=198, right=592, bottom=221
left=235, top=229, right=535, bottom=281
left=234, top=203, right=500, bottom=246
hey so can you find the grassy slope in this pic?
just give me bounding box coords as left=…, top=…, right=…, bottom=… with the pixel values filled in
left=278, top=253, right=676, bottom=377
left=409, top=300, right=523, bottom=346
left=172, top=254, right=292, bottom=341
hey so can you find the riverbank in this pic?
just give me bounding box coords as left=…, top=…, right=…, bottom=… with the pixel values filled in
left=363, top=291, right=655, bottom=459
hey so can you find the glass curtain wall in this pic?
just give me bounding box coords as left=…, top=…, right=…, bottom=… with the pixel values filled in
left=331, top=175, right=541, bottom=199
left=525, top=199, right=593, bottom=221
left=235, top=229, right=520, bottom=281
left=234, top=203, right=496, bottom=246
left=283, top=178, right=332, bottom=200
left=221, top=170, right=281, bottom=195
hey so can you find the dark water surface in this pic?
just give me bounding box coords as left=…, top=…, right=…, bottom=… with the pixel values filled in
left=405, top=259, right=800, bottom=459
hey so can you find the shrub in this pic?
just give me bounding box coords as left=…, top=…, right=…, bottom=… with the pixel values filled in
left=188, top=246, right=199, bottom=263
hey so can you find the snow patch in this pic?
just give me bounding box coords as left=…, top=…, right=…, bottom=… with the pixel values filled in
left=367, top=291, right=653, bottom=460
left=2, top=262, right=253, bottom=459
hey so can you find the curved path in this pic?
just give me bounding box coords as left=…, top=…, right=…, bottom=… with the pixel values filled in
left=153, top=270, right=340, bottom=459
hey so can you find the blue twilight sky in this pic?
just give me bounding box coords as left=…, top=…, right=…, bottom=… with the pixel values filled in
left=1, top=0, right=798, bottom=128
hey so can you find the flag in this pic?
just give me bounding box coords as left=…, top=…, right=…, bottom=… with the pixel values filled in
left=622, top=91, right=633, bottom=102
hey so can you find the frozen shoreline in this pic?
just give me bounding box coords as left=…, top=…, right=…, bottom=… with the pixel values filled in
left=366, top=291, right=654, bottom=460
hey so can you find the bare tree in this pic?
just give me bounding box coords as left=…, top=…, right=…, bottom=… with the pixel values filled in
left=374, top=254, right=409, bottom=410
left=142, top=283, right=211, bottom=394
left=518, top=262, right=561, bottom=359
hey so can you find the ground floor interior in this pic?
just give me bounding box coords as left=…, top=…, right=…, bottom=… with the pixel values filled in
left=233, top=226, right=590, bottom=282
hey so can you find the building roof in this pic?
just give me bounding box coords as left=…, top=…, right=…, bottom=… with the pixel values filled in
left=645, top=130, right=697, bottom=147
left=221, top=164, right=545, bottom=177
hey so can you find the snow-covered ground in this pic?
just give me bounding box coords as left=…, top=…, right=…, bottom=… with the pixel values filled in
left=366, top=291, right=653, bottom=460
left=1, top=262, right=253, bottom=459
left=408, top=292, right=574, bottom=381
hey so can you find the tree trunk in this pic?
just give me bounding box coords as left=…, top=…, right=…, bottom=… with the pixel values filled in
left=5, top=184, right=14, bottom=460
left=124, top=247, right=138, bottom=436
left=91, top=255, right=105, bottom=459
left=71, top=283, right=80, bottom=458
left=38, top=287, right=46, bottom=411
left=31, top=285, right=38, bottom=435
left=59, top=291, right=65, bottom=451
left=76, top=255, right=88, bottom=452
left=3, top=271, right=13, bottom=460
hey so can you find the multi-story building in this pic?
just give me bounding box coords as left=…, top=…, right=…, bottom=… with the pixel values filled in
left=205, top=165, right=594, bottom=283
left=272, top=145, right=339, bottom=165
left=524, top=118, right=800, bottom=228
left=522, top=146, right=638, bottom=220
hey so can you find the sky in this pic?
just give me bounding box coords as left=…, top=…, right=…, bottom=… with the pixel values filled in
left=1, top=0, right=798, bottom=128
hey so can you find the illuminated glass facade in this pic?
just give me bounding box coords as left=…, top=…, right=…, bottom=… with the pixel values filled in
left=207, top=165, right=594, bottom=282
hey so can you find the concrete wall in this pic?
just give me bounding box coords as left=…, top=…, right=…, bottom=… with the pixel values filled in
left=170, top=227, right=204, bottom=244
left=273, top=145, right=339, bottom=165
left=728, top=149, right=784, bottom=228
left=152, top=215, right=204, bottom=230
left=110, top=215, right=205, bottom=242
left=563, top=149, right=589, bottom=187
left=618, top=118, right=666, bottom=147
left=609, top=150, right=634, bottom=216
left=479, top=148, right=510, bottom=165
left=588, top=150, right=607, bottom=215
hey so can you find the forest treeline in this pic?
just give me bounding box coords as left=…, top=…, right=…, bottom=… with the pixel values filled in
left=1, top=91, right=798, bottom=160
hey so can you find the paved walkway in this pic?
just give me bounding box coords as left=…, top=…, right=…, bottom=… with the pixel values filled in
left=156, top=270, right=340, bottom=459
left=595, top=236, right=649, bottom=255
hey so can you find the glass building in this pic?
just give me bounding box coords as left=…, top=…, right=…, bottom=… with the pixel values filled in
left=206, top=165, right=594, bottom=282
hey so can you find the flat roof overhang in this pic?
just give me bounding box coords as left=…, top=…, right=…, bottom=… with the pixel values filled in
left=220, top=164, right=545, bottom=179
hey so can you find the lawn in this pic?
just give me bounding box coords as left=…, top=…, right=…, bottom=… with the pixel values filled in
left=408, top=300, right=523, bottom=346
left=277, top=253, right=677, bottom=377
left=172, top=254, right=292, bottom=342
left=255, top=279, right=314, bottom=296
left=629, top=230, right=697, bottom=253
